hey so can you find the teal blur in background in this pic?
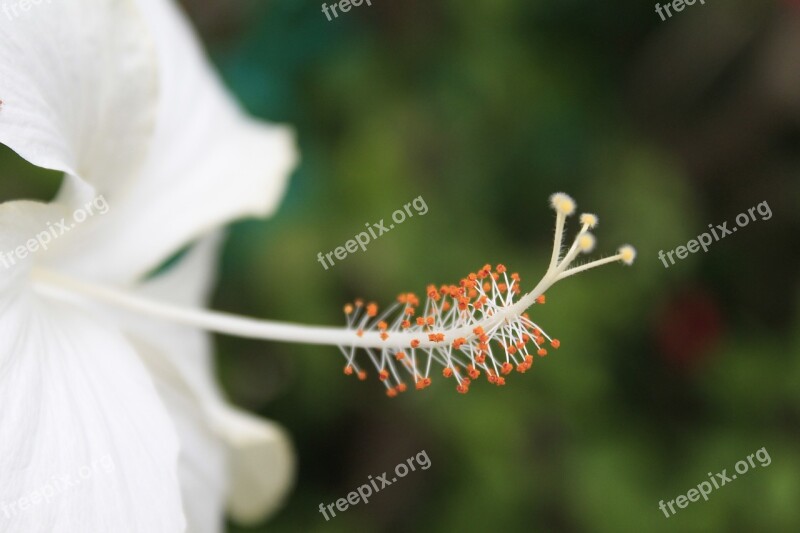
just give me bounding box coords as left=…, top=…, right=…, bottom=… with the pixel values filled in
left=2, top=0, right=799, bottom=531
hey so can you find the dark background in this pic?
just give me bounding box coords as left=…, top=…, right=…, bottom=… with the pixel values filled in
left=2, top=0, right=799, bottom=531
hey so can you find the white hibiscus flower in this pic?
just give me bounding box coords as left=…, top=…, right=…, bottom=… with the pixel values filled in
left=1, top=0, right=297, bottom=531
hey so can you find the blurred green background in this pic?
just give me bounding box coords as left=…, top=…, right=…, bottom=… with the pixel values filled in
left=2, top=0, right=799, bottom=531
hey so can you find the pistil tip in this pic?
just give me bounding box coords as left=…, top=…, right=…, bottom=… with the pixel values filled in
left=550, top=193, right=576, bottom=215
left=578, top=232, right=596, bottom=252
left=619, top=245, right=636, bottom=265
left=580, top=213, right=598, bottom=228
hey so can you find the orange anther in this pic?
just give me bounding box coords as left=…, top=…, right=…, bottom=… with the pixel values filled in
left=497, top=283, right=507, bottom=292
left=395, top=351, right=406, bottom=360
left=366, top=303, right=378, bottom=317
left=550, top=339, right=560, bottom=349
left=426, top=316, right=435, bottom=326
left=507, top=345, right=517, bottom=355
left=386, top=388, right=398, bottom=398
left=344, top=304, right=354, bottom=314
left=397, top=383, right=407, bottom=393
left=468, top=366, right=481, bottom=379
left=379, top=369, right=389, bottom=381
left=411, top=339, right=421, bottom=348
left=356, top=329, right=364, bottom=337
left=344, top=365, right=354, bottom=375
left=536, top=295, right=546, bottom=304
left=377, top=321, right=388, bottom=330
left=452, top=337, right=467, bottom=349
left=516, top=363, right=528, bottom=373
left=354, top=299, right=364, bottom=307
left=456, top=383, right=470, bottom=394
left=511, top=273, right=520, bottom=282
left=428, top=333, right=444, bottom=342
left=401, top=320, right=411, bottom=329
left=473, top=326, right=485, bottom=336
left=501, top=362, right=513, bottom=375
left=405, top=307, right=415, bottom=315
left=416, top=317, right=426, bottom=326
left=495, top=376, right=506, bottom=386
left=483, top=282, right=492, bottom=292
left=537, top=348, right=547, bottom=356
left=357, top=370, right=367, bottom=381
left=380, top=332, right=389, bottom=341
left=475, top=354, right=486, bottom=364
left=443, top=367, right=453, bottom=378
left=442, top=301, right=451, bottom=311
left=496, top=264, right=506, bottom=273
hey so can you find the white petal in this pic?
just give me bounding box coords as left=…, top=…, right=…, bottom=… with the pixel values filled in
left=0, top=0, right=156, bottom=187
left=118, top=234, right=295, bottom=526
left=211, top=407, right=295, bottom=524
left=143, top=352, right=228, bottom=533
left=51, top=0, right=298, bottom=285
left=0, top=290, right=185, bottom=532
left=0, top=200, right=71, bottom=291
